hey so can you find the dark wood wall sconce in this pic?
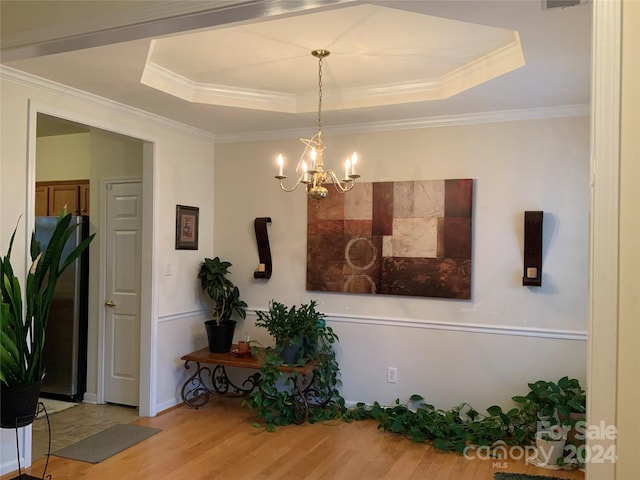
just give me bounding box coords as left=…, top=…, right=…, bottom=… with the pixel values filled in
left=254, top=217, right=272, bottom=279
left=523, top=210, right=543, bottom=287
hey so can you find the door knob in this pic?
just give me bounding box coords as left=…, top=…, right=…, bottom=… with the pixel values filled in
left=105, top=300, right=116, bottom=307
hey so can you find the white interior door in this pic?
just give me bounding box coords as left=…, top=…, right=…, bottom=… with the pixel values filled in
left=103, top=181, right=142, bottom=406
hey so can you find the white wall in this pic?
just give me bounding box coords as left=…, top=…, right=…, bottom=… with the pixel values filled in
left=0, top=71, right=214, bottom=475
left=213, top=116, right=589, bottom=409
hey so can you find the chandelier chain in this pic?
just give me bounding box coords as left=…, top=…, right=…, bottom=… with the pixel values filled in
left=317, top=55, right=323, bottom=134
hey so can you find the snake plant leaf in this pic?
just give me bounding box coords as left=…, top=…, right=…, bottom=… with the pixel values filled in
left=1, top=213, right=94, bottom=387
left=0, top=303, right=20, bottom=383
left=0, top=338, right=19, bottom=382
left=59, top=234, right=95, bottom=274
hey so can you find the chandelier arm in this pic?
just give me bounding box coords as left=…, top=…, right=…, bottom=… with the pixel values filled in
left=277, top=173, right=308, bottom=192
left=325, top=170, right=355, bottom=193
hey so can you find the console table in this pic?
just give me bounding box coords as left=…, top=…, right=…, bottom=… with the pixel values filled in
left=180, top=346, right=318, bottom=423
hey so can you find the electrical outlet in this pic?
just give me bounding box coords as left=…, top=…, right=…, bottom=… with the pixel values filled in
left=387, top=367, right=398, bottom=384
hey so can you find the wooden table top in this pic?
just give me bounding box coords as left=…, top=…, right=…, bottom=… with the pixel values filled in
left=181, top=346, right=317, bottom=375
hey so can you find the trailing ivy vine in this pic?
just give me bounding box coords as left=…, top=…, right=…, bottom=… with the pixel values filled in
left=345, top=395, right=532, bottom=454
left=344, top=377, right=585, bottom=456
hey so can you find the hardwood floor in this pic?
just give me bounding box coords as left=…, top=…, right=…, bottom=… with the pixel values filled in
left=5, top=397, right=585, bottom=480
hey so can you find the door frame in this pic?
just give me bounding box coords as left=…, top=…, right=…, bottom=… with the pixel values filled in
left=97, top=177, right=143, bottom=407
left=26, top=100, right=156, bottom=417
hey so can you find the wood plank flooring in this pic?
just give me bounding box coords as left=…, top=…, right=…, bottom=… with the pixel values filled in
left=4, top=397, right=586, bottom=480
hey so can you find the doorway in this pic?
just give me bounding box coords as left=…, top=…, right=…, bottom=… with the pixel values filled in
left=33, top=111, right=147, bottom=411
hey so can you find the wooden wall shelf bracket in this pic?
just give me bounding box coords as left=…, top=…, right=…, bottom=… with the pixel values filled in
left=522, top=210, right=543, bottom=287
left=254, top=217, right=272, bottom=279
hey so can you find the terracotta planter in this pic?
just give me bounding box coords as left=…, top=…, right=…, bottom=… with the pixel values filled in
left=237, top=341, right=251, bottom=354
left=1, top=381, right=41, bottom=429
left=567, top=412, right=587, bottom=447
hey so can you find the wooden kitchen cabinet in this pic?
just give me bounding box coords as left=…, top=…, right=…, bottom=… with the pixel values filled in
left=35, top=185, right=49, bottom=216
left=36, top=180, right=90, bottom=216
left=79, top=183, right=90, bottom=216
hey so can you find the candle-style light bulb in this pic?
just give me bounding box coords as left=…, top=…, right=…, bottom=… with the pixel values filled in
left=310, top=148, right=317, bottom=171
left=301, top=160, right=310, bottom=183
left=277, top=154, right=284, bottom=177
left=344, top=159, right=351, bottom=180
left=350, top=152, right=358, bottom=176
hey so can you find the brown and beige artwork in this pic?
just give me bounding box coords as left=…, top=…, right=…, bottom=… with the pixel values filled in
left=307, top=179, right=473, bottom=299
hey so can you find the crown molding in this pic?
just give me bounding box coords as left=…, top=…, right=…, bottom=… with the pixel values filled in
left=141, top=31, right=524, bottom=113
left=0, top=66, right=216, bottom=142
left=440, top=35, right=525, bottom=99
left=141, top=59, right=297, bottom=113
left=1, top=65, right=588, bottom=145
left=215, top=103, right=590, bottom=143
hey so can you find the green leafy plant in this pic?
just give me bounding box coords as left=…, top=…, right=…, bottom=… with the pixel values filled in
left=254, top=300, right=318, bottom=351
left=246, top=301, right=345, bottom=430
left=512, top=376, right=585, bottom=429
left=1, top=212, right=95, bottom=386
left=197, top=257, right=247, bottom=325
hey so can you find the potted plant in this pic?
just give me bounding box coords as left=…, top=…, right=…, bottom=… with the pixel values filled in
left=554, top=376, right=586, bottom=449
left=247, top=300, right=344, bottom=429
left=254, top=300, right=319, bottom=364
left=535, top=427, right=567, bottom=467
left=1, top=212, right=94, bottom=428
left=512, top=376, right=586, bottom=466
left=197, top=257, right=247, bottom=353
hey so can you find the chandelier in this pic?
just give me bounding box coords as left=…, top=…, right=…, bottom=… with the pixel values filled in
left=275, top=49, right=360, bottom=200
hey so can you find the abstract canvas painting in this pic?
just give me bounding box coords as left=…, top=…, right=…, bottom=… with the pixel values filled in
left=307, top=179, right=473, bottom=299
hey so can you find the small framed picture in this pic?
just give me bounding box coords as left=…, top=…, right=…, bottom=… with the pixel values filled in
left=175, top=205, right=199, bottom=250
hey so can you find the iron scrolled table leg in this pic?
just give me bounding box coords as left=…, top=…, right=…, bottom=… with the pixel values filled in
left=212, top=365, right=230, bottom=394
left=212, top=365, right=262, bottom=396
left=301, top=371, right=331, bottom=407
left=181, top=361, right=212, bottom=408
left=289, top=374, right=311, bottom=425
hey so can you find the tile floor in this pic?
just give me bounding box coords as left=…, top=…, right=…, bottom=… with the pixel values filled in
left=31, top=402, right=139, bottom=461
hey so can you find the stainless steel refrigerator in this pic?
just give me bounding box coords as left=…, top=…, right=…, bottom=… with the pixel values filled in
left=35, top=216, right=90, bottom=401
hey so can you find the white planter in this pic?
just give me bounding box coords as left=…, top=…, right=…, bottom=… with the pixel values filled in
left=536, top=437, right=566, bottom=466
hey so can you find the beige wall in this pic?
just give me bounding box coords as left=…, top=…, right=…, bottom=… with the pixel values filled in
left=616, top=1, right=640, bottom=478
left=214, top=115, right=590, bottom=409
left=36, top=132, right=90, bottom=181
